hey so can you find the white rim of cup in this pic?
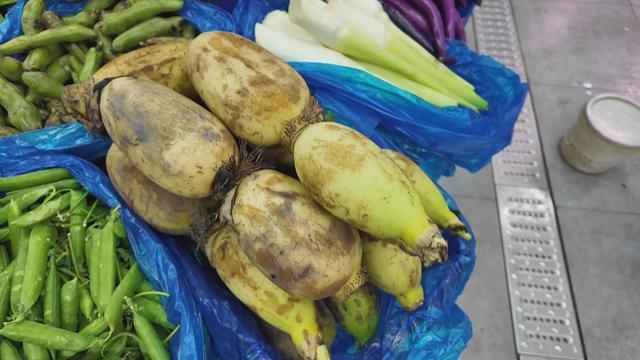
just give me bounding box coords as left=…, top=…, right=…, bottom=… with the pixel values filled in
left=585, top=93, right=640, bottom=149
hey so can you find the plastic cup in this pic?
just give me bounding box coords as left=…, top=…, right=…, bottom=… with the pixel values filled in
left=560, top=93, right=640, bottom=174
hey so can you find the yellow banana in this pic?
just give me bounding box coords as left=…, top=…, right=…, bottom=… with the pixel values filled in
left=206, top=225, right=330, bottom=360
left=293, top=122, right=448, bottom=266
left=219, top=169, right=362, bottom=300
left=362, top=235, right=424, bottom=311
left=326, top=283, right=379, bottom=345
left=383, top=149, right=470, bottom=240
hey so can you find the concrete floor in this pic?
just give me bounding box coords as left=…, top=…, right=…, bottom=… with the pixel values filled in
left=445, top=1, right=640, bottom=359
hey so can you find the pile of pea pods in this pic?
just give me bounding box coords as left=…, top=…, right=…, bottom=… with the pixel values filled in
left=0, top=0, right=194, bottom=135
left=0, top=168, right=176, bottom=360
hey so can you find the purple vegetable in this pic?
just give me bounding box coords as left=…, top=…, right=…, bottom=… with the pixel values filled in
left=409, top=0, right=450, bottom=62
left=456, top=0, right=468, bottom=8
left=381, top=0, right=436, bottom=55
left=438, top=0, right=467, bottom=42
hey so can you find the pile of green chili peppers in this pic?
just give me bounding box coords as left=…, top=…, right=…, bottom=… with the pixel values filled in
left=0, top=168, right=177, bottom=360
left=0, top=0, right=194, bottom=135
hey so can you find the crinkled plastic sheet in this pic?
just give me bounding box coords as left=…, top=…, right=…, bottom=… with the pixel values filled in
left=0, top=154, right=209, bottom=360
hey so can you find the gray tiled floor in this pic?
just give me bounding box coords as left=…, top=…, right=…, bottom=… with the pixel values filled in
left=454, top=0, right=640, bottom=359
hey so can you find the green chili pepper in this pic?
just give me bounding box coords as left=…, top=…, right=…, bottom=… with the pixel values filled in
left=19, top=223, right=57, bottom=314
left=0, top=168, right=70, bottom=193
left=22, top=342, right=49, bottom=360
left=100, top=0, right=184, bottom=35
left=79, top=284, right=94, bottom=322
left=0, top=339, right=22, bottom=360
left=106, top=262, right=143, bottom=331
left=0, top=75, right=41, bottom=131
left=112, top=16, right=184, bottom=52
left=0, top=56, right=24, bottom=82
left=60, top=277, right=80, bottom=331
left=0, top=263, right=16, bottom=326
left=11, top=193, right=70, bottom=227
left=84, top=0, right=118, bottom=11
left=0, top=187, right=51, bottom=225
left=134, top=297, right=173, bottom=329
left=0, top=179, right=78, bottom=206
left=0, top=25, right=96, bottom=55
left=97, top=213, right=117, bottom=313
left=62, top=10, right=99, bottom=27
left=43, top=255, right=61, bottom=327
left=21, top=72, right=64, bottom=100
left=45, top=54, right=71, bottom=84
left=131, top=299, right=171, bottom=360
left=23, top=44, right=64, bottom=71
left=21, top=0, right=45, bottom=36
left=0, top=320, right=96, bottom=352
left=78, top=47, right=101, bottom=82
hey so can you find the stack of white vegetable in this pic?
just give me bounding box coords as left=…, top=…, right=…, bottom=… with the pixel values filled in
left=255, top=0, right=487, bottom=111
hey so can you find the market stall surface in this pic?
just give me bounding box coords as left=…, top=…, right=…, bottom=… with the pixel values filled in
left=449, top=1, right=640, bottom=359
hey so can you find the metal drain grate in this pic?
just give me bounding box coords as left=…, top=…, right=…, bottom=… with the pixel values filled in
left=497, top=187, right=583, bottom=359
left=474, top=0, right=586, bottom=359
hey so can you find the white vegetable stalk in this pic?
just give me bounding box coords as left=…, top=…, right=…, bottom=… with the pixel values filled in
left=263, top=10, right=321, bottom=44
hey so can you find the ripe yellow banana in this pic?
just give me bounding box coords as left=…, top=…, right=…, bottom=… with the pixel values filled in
left=362, top=235, right=425, bottom=311
left=326, top=283, right=379, bottom=345
left=293, top=122, right=448, bottom=266
left=206, top=225, right=330, bottom=360
left=219, top=169, right=362, bottom=300
left=383, top=149, right=470, bottom=240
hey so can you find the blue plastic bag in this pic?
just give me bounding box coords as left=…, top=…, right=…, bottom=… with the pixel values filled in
left=0, top=154, right=210, bottom=360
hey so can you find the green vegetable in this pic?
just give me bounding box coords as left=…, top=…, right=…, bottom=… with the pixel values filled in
left=0, top=263, right=15, bottom=327
left=0, top=320, right=96, bottom=352
left=67, top=55, right=83, bottom=75
left=19, top=223, right=57, bottom=314
left=78, top=47, right=101, bottom=82
left=96, top=29, right=115, bottom=62
left=0, top=339, right=22, bottom=360
left=131, top=301, right=171, bottom=360
left=134, top=297, right=173, bottom=329
left=69, top=190, right=87, bottom=271
left=0, top=245, right=8, bottom=271
left=22, top=342, right=50, bottom=360
left=43, top=256, right=61, bottom=327
left=0, top=179, right=78, bottom=206
left=86, top=227, right=101, bottom=305
left=0, top=227, right=8, bottom=242
left=11, top=193, right=70, bottom=227
left=112, top=16, right=184, bottom=52
left=97, top=213, right=117, bottom=313
left=137, top=280, right=160, bottom=302
left=0, top=25, right=96, bottom=55
left=45, top=54, right=71, bottom=84
left=21, top=0, right=45, bottom=36
left=79, top=284, right=94, bottom=321
left=60, top=278, right=80, bottom=331
left=0, top=75, right=41, bottom=131
left=0, top=56, right=24, bottom=82
left=10, top=222, right=29, bottom=313
left=100, top=0, right=184, bottom=35
left=105, top=262, right=143, bottom=331
left=0, top=187, right=51, bottom=225
left=62, top=10, right=99, bottom=27
left=84, top=0, right=119, bottom=11
left=21, top=72, right=64, bottom=100
left=23, top=45, right=64, bottom=71
left=0, top=168, right=70, bottom=192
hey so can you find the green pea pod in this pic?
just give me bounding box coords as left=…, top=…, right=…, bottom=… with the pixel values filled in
left=100, top=0, right=184, bottom=35
left=67, top=55, right=83, bottom=75
left=43, top=256, right=61, bottom=327
left=103, top=335, right=128, bottom=358
left=62, top=10, right=98, bottom=27
left=112, top=16, right=184, bottom=52
left=0, top=263, right=16, bottom=326
left=21, top=71, right=64, bottom=100
left=56, top=316, right=108, bottom=359
left=0, top=339, right=22, bottom=360
left=23, top=44, right=64, bottom=71
left=134, top=297, right=173, bottom=329
left=0, top=56, right=23, bottom=82
left=19, top=223, right=57, bottom=314
left=113, top=217, right=126, bottom=238
left=105, top=262, right=143, bottom=331
left=0, top=25, right=96, bottom=55
left=0, top=227, right=8, bottom=241
left=79, top=284, right=94, bottom=321
left=132, top=306, right=171, bottom=360
left=136, top=280, right=161, bottom=303
left=22, top=342, right=49, bottom=360
left=0, top=168, right=70, bottom=192
left=0, top=75, right=41, bottom=131
left=96, top=29, right=115, bottom=62
left=78, top=47, right=101, bottom=82
left=45, top=54, right=71, bottom=84
left=0, top=320, right=96, bottom=352
left=60, top=278, right=80, bottom=331
left=97, top=213, right=117, bottom=313
left=11, top=192, right=70, bottom=227
left=84, top=0, right=118, bottom=11
left=0, top=179, right=78, bottom=206
left=21, top=0, right=45, bottom=36
left=86, top=227, right=101, bottom=305
left=9, top=231, right=28, bottom=313
left=0, top=187, right=51, bottom=225
left=0, top=245, right=8, bottom=271
left=69, top=190, right=87, bottom=270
